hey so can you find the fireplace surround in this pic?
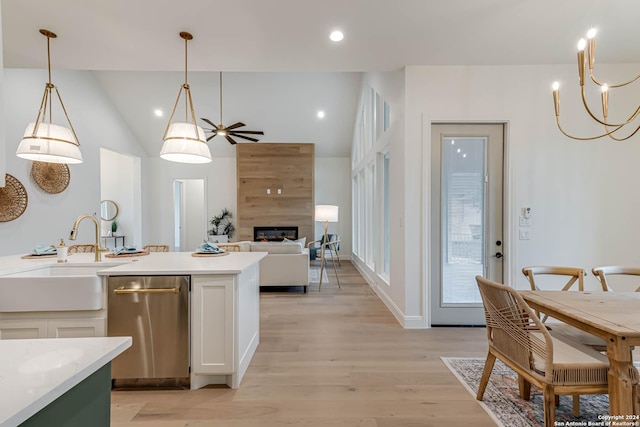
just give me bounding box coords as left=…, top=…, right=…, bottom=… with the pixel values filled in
left=253, top=226, right=298, bottom=242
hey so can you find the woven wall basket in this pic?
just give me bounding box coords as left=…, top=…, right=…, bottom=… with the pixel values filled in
left=31, top=161, right=70, bottom=194
left=0, top=174, right=28, bottom=222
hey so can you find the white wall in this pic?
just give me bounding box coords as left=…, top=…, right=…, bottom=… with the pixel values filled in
left=404, top=64, right=640, bottom=326
left=144, top=157, right=237, bottom=249
left=350, top=71, right=407, bottom=324
left=183, top=179, right=206, bottom=251
left=314, top=157, right=352, bottom=257
left=100, top=148, right=142, bottom=248
left=0, top=69, right=146, bottom=256
left=0, top=6, right=5, bottom=187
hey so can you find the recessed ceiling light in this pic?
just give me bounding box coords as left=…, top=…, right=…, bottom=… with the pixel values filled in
left=329, top=30, right=344, bottom=42
left=154, top=109, right=163, bottom=117
left=317, top=110, right=325, bottom=119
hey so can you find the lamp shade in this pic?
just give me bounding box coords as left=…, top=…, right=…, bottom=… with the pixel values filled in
left=315, top=205, right=339, bottom=222
left=160, top=122, right=212, bottom=164
left=16, top=122, right=83, bottom=164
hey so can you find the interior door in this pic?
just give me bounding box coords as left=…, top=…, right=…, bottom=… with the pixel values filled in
left=430, top=124, right=504, bottom=325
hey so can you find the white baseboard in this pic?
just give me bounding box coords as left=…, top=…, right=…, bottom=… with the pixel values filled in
left=350, top=257, right=426, bottom=329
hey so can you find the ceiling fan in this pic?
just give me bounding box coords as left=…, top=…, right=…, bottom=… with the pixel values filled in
left=201, top=72, right=264, bottom=145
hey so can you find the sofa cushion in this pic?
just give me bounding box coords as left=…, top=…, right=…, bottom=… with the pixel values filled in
left=250, top=242, right=302, bottom=254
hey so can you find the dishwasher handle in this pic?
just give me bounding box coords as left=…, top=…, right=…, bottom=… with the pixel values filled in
left=113, top=286, right=180, bottom=295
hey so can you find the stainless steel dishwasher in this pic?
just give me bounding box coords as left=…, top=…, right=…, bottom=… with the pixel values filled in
left=107, top=275, right=189, bottom=387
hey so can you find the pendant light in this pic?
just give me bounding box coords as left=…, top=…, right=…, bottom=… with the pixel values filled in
left=16, top=29, right=82, bottom=164
left=160, top=32, right=211, bottom=164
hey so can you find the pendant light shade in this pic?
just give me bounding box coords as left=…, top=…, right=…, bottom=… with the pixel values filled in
left=160, top=122, right=211, bottom=163
left=17, top=29, right=82, bottom=164
left=16, top=122, right=82, bottom=164
left=161, top=31, right=212, bottom=164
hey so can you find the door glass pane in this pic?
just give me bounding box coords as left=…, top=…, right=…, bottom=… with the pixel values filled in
left=441, top=137, right=485, bottom=304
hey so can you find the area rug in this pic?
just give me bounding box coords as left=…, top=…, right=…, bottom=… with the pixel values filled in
left=308, top=267, right=329, bottom=284
left=441, top=357, right=628, bottom=427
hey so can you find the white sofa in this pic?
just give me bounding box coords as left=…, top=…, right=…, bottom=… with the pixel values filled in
left=237, top=241, right=309, bottom=292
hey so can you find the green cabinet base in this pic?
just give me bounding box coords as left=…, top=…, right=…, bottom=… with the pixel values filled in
left=20, top=363, right=111, bottom=427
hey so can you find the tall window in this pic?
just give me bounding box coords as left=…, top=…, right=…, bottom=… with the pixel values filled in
left=366, top=162, right=375, bottom=268
left=352, top=175, right=360, bottom=257
left=382, top=151, right=391, bottom=277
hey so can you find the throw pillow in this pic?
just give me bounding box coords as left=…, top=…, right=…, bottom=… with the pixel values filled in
left=283, top=237, right=306, bottom=250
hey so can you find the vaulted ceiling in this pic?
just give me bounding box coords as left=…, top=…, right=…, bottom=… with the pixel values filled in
left=3, top=0, right=639, bottom=157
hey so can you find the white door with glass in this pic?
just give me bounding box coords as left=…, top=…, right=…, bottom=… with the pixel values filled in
left=430, top=124, right=504, bottom=325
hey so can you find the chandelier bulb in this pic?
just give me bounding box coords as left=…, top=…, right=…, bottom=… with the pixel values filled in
left=577, top=38, right=586, bottom=51
left=586, top=28, right=597, bottom=39
left=552, top=81, right=560, bottom=91
left=601, top=84, right=608, bottom=93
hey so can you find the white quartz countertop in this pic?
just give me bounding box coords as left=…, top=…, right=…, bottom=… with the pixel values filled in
left=0, top=336, right=131, bottom=427
left=0, top=251, right=267, bottom=277
left=95, top=251, right=267, bottom=276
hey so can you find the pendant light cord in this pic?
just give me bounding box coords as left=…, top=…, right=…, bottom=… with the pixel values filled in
left=220, top=71, right=223, bottom=125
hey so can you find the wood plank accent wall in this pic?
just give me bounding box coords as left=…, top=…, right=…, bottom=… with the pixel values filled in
left=236, top=143, right=314, bottom=242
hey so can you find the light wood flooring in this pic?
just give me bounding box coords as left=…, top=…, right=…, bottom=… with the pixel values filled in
left=111, top=261, right=495, bottom=426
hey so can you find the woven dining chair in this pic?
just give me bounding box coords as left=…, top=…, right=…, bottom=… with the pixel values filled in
left=68, top=244, right=96, bottom=254
left=475, top=275, right=613, bottom=425
left=522, top=266, right=606, bottom=351
left=142, top=244, right=170, bottom=252
left=592, top=266, right=640, bottom=292
left=216, top=243, right=241, bottom=252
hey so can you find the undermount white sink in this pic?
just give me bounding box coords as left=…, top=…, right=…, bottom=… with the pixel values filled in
left=0, top=264, right=106, bottom=312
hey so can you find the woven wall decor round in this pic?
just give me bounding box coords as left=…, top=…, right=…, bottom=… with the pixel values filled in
left=31, top=161, right=70, bottom=194
left=0, top=174, right=28, bottom=222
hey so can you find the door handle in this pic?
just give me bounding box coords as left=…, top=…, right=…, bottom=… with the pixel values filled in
left=114, top=286, right=180, bottom=295
left=494, top=252, right=503, bottom=259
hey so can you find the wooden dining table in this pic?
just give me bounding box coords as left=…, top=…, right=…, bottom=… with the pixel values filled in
left=520, top=290, right=640, bottom=416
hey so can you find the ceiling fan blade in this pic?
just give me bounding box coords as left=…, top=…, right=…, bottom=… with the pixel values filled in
left=225, top=135, right=237, bottom=145
left=225, top=122, right=246, bottom=131
left=206, top=134, right=217, bottom=141
left=200, top=118, right=218, bottom=129
left=230, top=133, right=260, bottom=142
left=231, top=130, right=264, bottom=135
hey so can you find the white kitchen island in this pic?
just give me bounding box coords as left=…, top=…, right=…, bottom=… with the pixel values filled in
left=0, top=251, right=267, bottom=390
left=0, top=336, right=131, bottom=427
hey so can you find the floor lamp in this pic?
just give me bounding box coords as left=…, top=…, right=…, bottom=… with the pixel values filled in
left=315, top=205, right=340, bottom=289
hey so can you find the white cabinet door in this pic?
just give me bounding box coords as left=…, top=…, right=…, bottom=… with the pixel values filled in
left=191, top=275, right=235, bottom=374
left=0, top=319, right=47, bottom=339
left=48, top=318, right=106, bottom=338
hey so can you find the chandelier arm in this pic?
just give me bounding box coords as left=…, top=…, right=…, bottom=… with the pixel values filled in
left=162, top=86, right=184, bottom=140
left=53, top=87, right=80, bottom=146
left=589, top=68, right=640, bottom=89
left=580, top=86, right=639, bottom=127
left=604, top=123, right=640, bottom=141
left=555, top=117, right=627, bottom=141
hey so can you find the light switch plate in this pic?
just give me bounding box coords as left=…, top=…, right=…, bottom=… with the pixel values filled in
left=519, top=228, right=531, bottom=240
left=519, top=216, right=531, bottom=226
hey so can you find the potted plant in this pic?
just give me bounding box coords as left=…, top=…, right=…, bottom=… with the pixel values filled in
left=110, top=219, right=118, bottom=236
left=208, top=208, right=235, bottom=243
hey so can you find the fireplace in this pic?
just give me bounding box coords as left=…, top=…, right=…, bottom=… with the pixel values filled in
left=253, top=226, right=298, bottom=242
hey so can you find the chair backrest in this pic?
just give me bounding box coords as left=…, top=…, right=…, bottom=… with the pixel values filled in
left=476, top=275, right=551, bottom=380
left=592, top=266, right=640, bottom=292
left=68, top=244, right=96, bottom=254
left=142, top=244, right=169, bottom=252
left=521, top=266, right=585, bottom=291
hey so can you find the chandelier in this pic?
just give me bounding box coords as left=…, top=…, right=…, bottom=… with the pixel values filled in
left=552, top=28, right=640, bottom=141
left=160, top=32, right=212, bottom=164
left=16, top=29, right=82, bottom=164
